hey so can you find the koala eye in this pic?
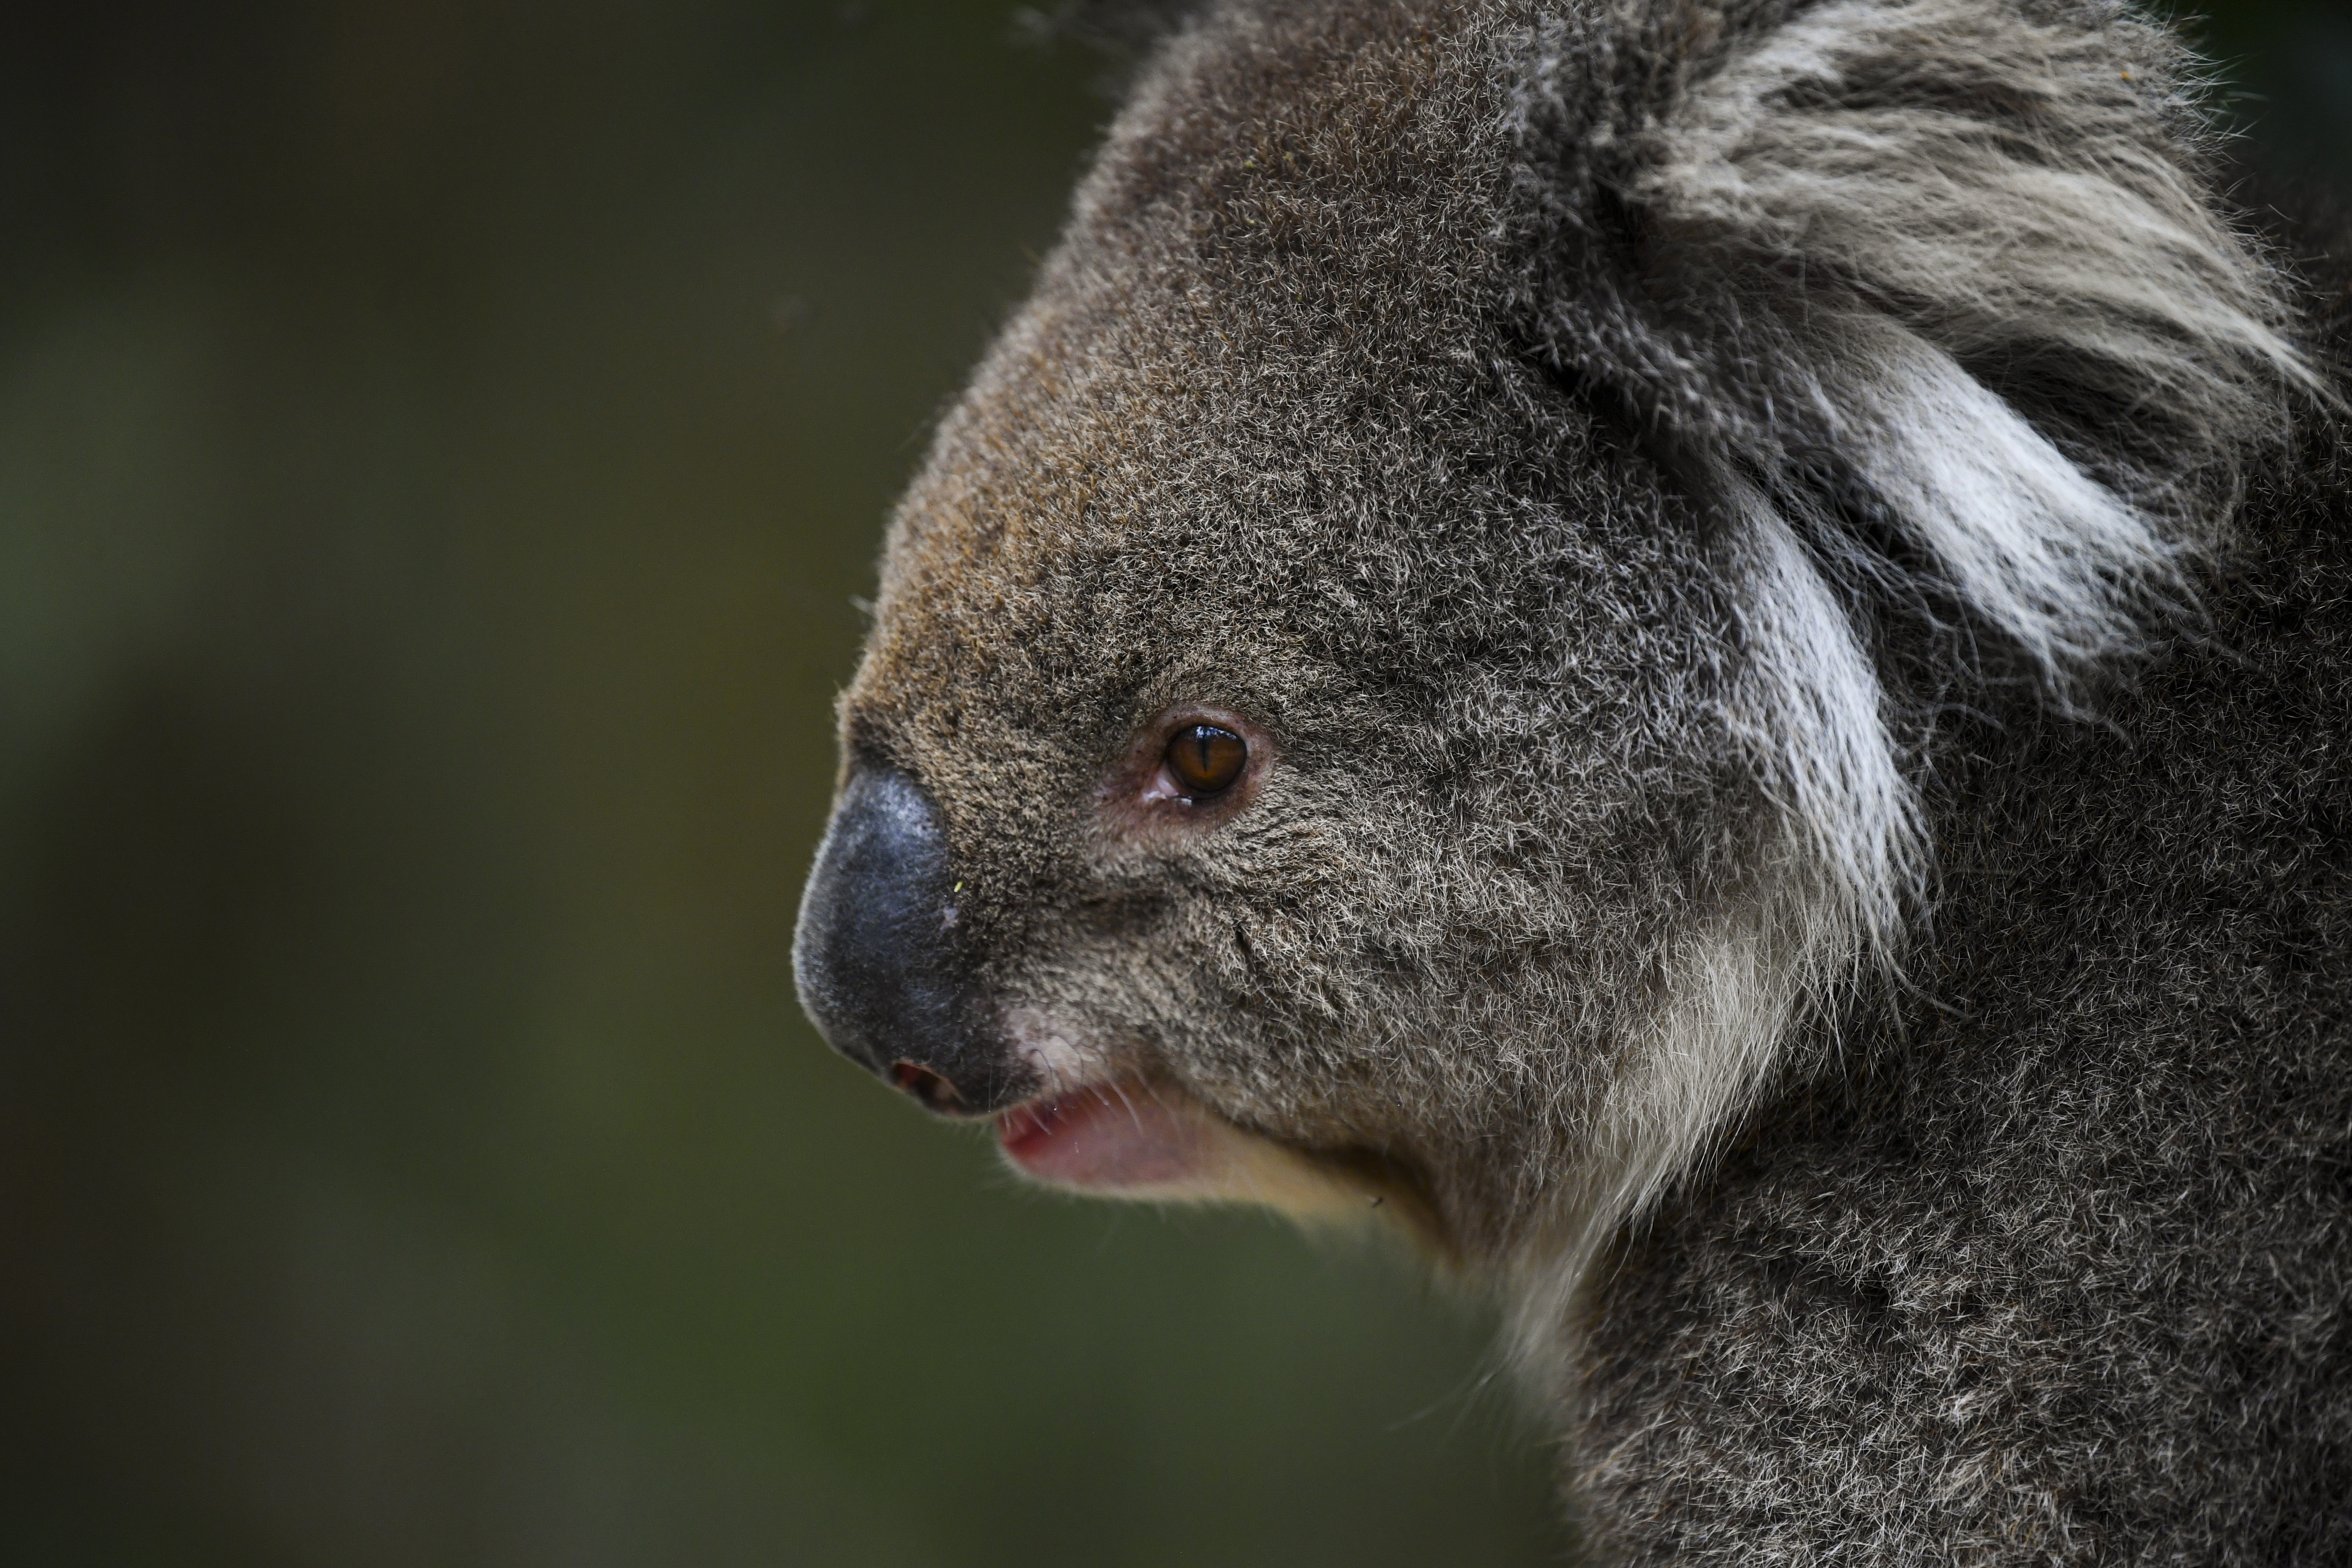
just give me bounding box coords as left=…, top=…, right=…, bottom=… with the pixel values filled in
left=1165, top=724, right=1247, bottom=800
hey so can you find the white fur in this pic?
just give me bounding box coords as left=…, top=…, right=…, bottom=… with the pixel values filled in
left=1510, top=498, right=1919, bottom=1371
left=1002, top=1004, right=1106, bottom=1091
left=1624, top=0, right=2319, bottom=687
left=1508, top=862, right=1841, bottom=1385
left=1720, top=467, right=1920, bottom=949
left=1815, top=316, right=2180, bottom=675
left=1643, top=0, right=2312, bottom=403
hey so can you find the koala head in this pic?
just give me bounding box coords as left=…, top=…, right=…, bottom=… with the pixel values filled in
left=795, top=0, right=2310, bottom=1277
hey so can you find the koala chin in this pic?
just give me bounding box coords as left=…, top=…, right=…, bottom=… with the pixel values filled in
left=797, top=0, right=2352, bottom=1556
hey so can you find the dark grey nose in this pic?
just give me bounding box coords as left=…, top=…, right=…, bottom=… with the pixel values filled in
left=792, top=766, right=1023, bottom=1115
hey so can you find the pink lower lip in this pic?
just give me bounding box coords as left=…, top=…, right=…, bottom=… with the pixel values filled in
left=996, top=1094, right=1078, bottom=1159
left=995, top=1081, right=1211, bottom=1190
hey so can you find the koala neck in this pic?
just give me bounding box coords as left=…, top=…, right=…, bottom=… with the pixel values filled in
left=1492, top=829, right=1870, bottom=1385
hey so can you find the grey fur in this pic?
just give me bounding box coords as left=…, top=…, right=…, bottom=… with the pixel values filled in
left=796, top=0, right=2351, bottom=1557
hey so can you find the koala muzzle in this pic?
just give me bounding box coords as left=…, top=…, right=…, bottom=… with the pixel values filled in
left=792, top=765, right=1026, bottom=1116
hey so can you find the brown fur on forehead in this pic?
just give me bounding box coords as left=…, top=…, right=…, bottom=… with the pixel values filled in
left=855, top=1, right=1514, bottom=609
left=849, top=0, right=1729, bottom=788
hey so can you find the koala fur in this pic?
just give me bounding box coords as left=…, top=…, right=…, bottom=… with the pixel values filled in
left=794, top=0, right=2351, bottom=1557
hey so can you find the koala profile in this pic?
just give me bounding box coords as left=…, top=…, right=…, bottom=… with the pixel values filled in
left=795, top=0, right=2351, bottom=1557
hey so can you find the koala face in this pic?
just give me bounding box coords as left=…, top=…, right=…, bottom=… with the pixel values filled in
left=796, top=0, right=1759, bottom=1263
left=796, top=0, right=2306, bottom=1272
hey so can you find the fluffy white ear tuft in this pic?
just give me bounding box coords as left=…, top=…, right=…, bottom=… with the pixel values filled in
left=1520, top=0, right=2323, bottom=688
left=1797, top=312, right=2185, bottom=678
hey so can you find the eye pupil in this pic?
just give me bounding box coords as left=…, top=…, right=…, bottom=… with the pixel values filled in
left=1165, top=724, right=1247, bottom=799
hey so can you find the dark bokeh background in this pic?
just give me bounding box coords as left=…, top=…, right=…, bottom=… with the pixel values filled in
left=0, top=4, right=2341, bottom=1564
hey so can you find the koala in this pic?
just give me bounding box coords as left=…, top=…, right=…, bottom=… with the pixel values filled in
left=795, top=0, right=2352, bottom=1558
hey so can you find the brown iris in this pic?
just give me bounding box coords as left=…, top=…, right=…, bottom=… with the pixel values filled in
left=1165, top=724, right=1247, bottom=800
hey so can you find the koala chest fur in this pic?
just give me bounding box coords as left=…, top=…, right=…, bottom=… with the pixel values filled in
left=794, top=0, right=2351, bottom=1557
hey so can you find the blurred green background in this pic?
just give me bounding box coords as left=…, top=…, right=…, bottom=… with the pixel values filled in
left=0, top=3, right=2340, bottom=1564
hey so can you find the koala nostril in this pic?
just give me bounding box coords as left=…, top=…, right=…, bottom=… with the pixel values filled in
left=890, top=1060, right=966, bottom=1111
left=793, top=766, right=957, bottom=1073
left=794, top=765, right=1032, bottom=1114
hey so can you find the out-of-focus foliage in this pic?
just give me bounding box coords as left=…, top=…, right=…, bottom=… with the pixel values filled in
left=2200, top=0, right=2352, bottom=188
left=0, top=3, right=2337, bottom=1565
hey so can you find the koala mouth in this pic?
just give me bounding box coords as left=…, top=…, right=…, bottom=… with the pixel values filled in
left=994, top=1079, right=1450, bottom=1255
left=995, top=1080, right=1217, bottom=1192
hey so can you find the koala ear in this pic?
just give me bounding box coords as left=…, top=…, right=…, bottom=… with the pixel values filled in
left=1516, top=0, right=2323, bottom=684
